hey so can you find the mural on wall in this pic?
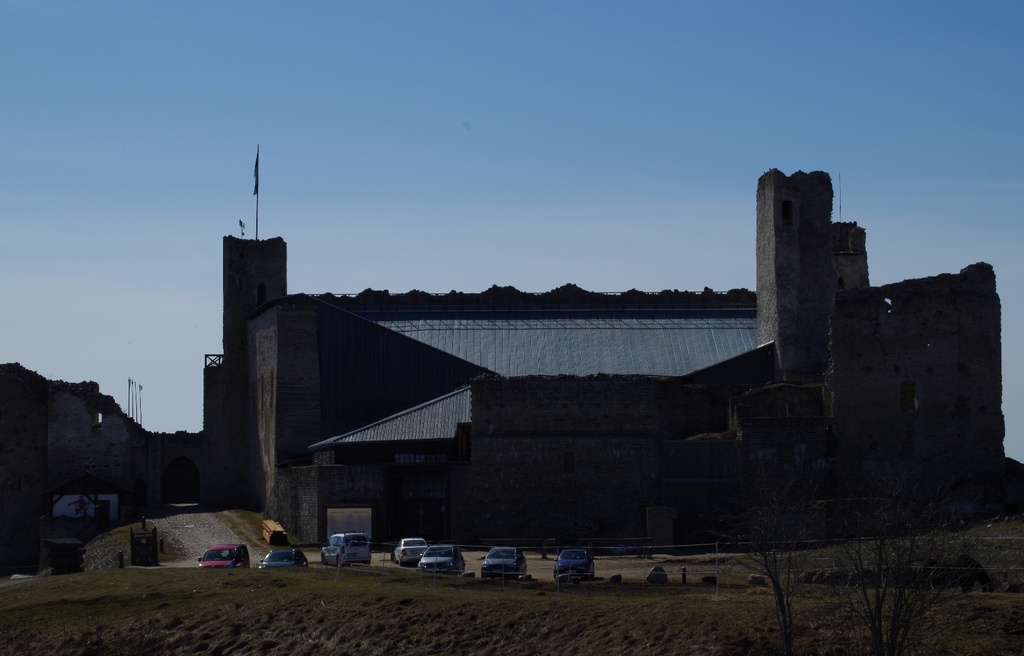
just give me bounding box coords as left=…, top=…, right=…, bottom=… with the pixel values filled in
left=52, top=494, right=119, bottom=520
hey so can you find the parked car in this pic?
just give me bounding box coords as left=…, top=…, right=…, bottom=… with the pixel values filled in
left=393, top=537, right=428, bottom=566
left=416, top=544, right=465, bottom=574
left=198, top=543, right=251, bottom=568
left=320, top=532, right=372, bottom=565
left=480, top=546, right=527, bottom=579
left=258, top=548, right=309, bottom=568
left=554, top=548, right=595, bottom=580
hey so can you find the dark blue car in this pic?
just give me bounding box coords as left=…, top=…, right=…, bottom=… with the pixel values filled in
left=554, top=548, right=595, bottom=580
left=481, top=546, right=527, bottom=578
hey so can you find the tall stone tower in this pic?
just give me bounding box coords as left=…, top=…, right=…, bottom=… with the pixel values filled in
left=203, top=236, right=287, bottom=507
left=756, top=169, right=836, bottom=382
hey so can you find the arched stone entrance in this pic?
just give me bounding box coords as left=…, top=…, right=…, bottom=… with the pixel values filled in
left=162, top=457, right=200, bottom=503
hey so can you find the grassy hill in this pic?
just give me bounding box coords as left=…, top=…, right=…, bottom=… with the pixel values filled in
left=3, top=514, right=1024, bottom=655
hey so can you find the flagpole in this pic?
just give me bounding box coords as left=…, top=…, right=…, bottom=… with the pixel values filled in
left=253, top=144, right=260, bottom=240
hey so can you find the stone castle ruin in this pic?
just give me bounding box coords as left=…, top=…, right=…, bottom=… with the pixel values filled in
left=0, top=168, right=1014, bottom=573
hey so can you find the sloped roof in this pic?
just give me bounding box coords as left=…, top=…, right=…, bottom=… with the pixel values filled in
left=352, top=307, right=758, bottom=377
left=309, top=386, right=471, bottom=450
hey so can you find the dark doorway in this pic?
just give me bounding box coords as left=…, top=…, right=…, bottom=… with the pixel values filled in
left=387, top=470, right=447, bottom=541
left=162, top=457, right=201, bottom=504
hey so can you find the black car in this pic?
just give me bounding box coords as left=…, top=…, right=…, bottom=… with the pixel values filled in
left=258, top=548, right=309, bottom=568
left=554, top=548, right=595, bottom=580
left=480, top=546, right=527, bottom=578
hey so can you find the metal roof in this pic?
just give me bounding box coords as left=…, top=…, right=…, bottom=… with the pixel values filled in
left=352, top=308, right=758, bottom=377
left=311, top=305, right=760, bottom=450
left=310, top=387, right=471, bottom=449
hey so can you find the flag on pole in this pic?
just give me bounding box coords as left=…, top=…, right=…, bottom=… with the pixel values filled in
left=253, top=145, right=259, bottom=196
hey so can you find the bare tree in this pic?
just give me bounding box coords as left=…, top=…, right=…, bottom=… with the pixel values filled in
left=828, top=478, right=976, bottom=656
left=739, top=451, right=827, bottom=656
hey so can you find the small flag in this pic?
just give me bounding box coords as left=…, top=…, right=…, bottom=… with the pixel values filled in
left=253, top=145, right=259, bottom=196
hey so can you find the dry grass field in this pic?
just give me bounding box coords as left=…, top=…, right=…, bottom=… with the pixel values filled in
left=2, top=513, right=1023, bottom=655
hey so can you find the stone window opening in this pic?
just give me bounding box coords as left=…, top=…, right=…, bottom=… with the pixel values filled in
left=884, top=297, right=893, bottom=314
left=257, top=283, right=267, bottom=305
left=781, top=199, right=794, bottom=226
left=92, top=412, right=102, bottom=429
left=900, top=381, right=917, bottom=412
left=564, top=451, right=575, bottom=474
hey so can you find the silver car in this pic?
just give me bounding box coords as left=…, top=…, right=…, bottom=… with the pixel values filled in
left=393, top=537, right=428, bottom=566
left=320, top=532, right=371, bottom=565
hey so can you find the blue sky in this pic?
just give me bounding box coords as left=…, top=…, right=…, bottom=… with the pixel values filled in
left=2, top=2, right=1022, bottom=459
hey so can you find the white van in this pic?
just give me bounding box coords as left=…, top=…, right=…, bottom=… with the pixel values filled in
left=320, top=532, right=371, bottom=565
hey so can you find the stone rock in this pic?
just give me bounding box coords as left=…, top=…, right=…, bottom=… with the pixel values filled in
left=646, top=566, right=668, bottom=584
left=747, top=574, right=767, bottom=586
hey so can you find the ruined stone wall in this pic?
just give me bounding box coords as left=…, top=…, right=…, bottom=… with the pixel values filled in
left=452, top=376, right=746, bottom=543
left=316, top=283, right=756, bottom=310
left=731, top=383, right=826, bottom=421
left=470, top=375, right=744, bottom=439
left=756, top=169, right=836, bottom=382
left=47, top=389, right=133, bottom=488
left=0, top=366, right=49, bottom=574
left=1, top=364, right=206, bottom=571
left=827, top=263, right=1005, bottom=510
left=451, top=433, right=659, bottom=542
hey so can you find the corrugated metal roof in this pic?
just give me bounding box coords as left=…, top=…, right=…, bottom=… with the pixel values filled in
left=354, top=308, right=758, bottom=376
left=310, top=387, right=471, bottom=449
left=312, top=306, right=760, bottom=449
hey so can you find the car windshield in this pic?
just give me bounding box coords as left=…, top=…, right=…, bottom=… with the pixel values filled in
left=405, top=539, right=427, bottom=547
left=559, top=550, right=586, bottom=560
left=264, top=551, right=292, bottom=562
left=203, top=548, right=235, bottom=561
left=487, top=548, right=515, bottom=559
left=424, top=546, right=453, bottom=558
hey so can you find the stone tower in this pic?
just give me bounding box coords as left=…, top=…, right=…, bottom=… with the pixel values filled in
left=756, top=169, right=836, bottom=382
left=832, top=221, right=869, bottom=291
left=203, top=236, right=287, bottom=506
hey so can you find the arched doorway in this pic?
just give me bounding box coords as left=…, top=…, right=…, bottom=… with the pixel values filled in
left=162, top=457, right=201, bottom=503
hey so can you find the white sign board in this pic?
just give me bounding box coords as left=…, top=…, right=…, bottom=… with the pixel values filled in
left=326, top=507, right=373, bottom=540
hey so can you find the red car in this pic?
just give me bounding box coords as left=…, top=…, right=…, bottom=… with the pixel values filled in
left=198, top=543, right=251, bottom=568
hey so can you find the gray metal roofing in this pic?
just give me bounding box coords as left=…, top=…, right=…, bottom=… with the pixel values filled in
left=352, top=308, right=759, bottom=377
left=309, top=387, right=471, bottom=450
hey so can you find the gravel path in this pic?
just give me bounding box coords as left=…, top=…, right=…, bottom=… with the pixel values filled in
left=141, top=505, right=253, bottom=567
left=77, top=505, right=259, bottom=570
